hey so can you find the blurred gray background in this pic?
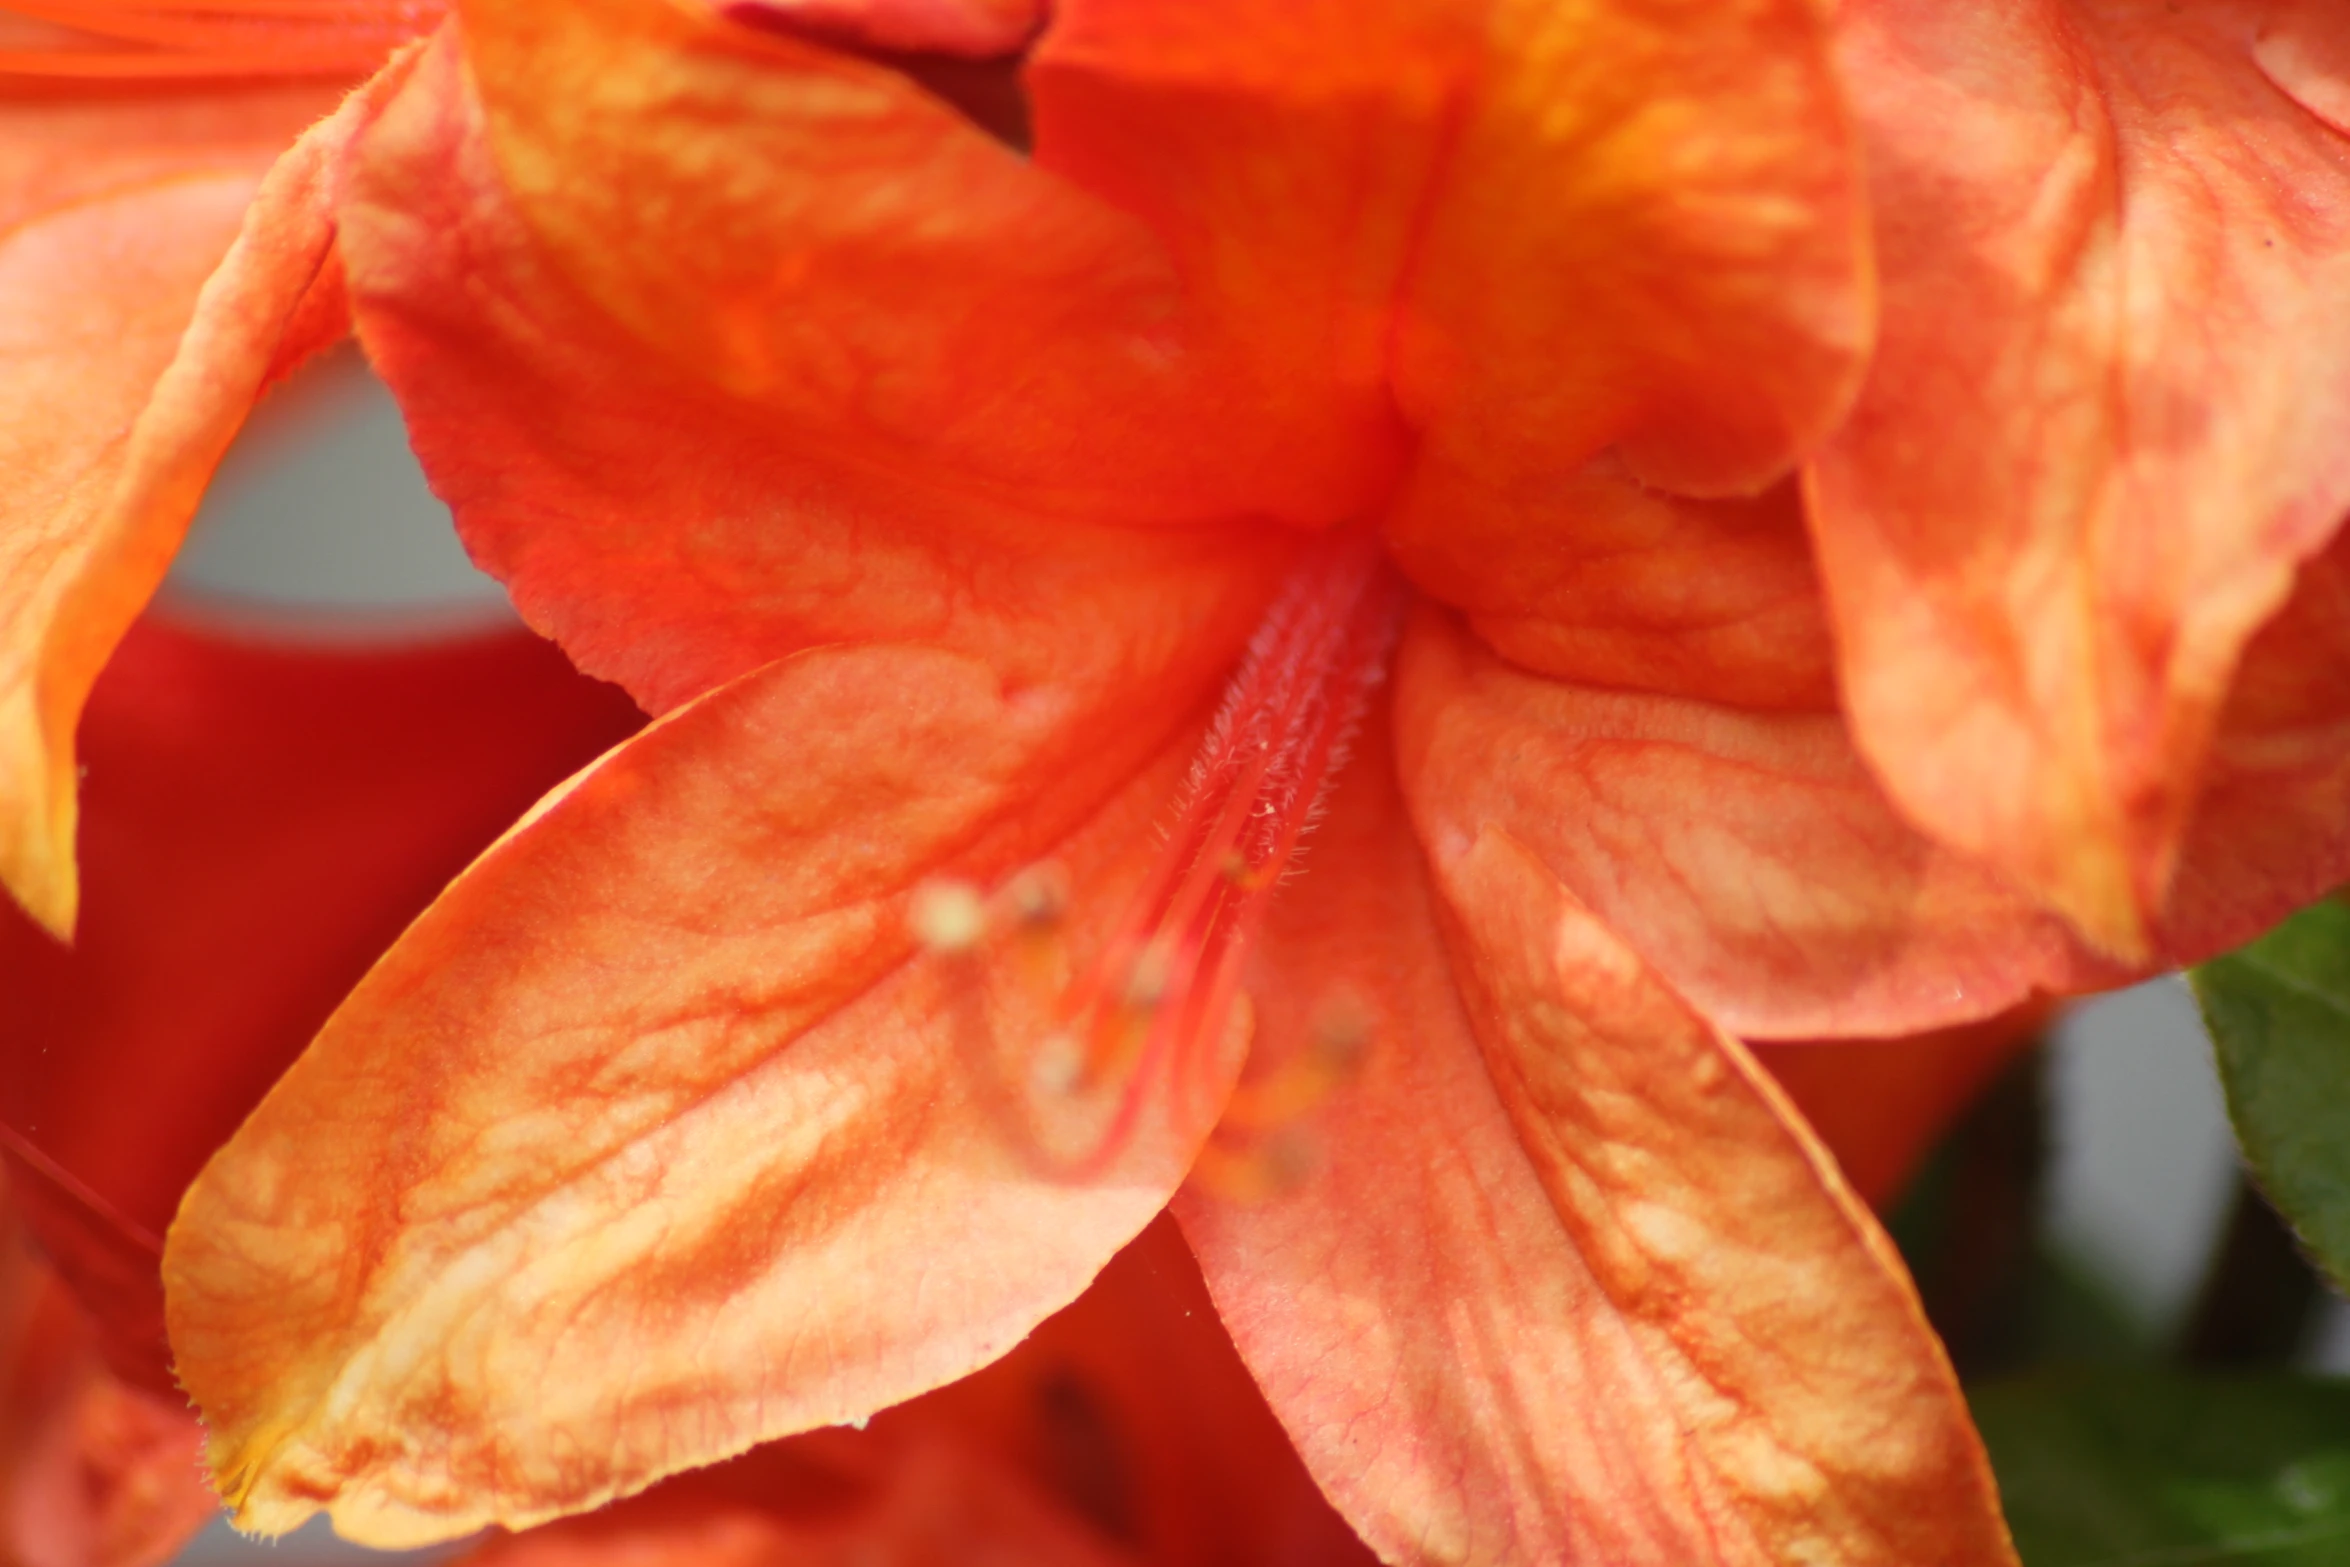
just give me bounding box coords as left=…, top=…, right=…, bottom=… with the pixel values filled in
left=157, top=357, right=2348, bottom=1562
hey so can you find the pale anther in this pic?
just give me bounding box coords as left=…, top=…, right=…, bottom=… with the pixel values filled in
left=1031, top=1031, right=1085, bottom=1095
left=1003, top=862, right=1070, bottom=930
left=908, top=877, right=987, bottom=953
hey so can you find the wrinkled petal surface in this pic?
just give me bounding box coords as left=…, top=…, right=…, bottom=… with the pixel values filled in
left=1808, top=0, right=2350, bottom=955
left=1386, top=472, right=1839, bottom=714
left=460, top=1216, right=1368, bottom=1567
left=341, top=21, right=1290, bottom=714
left=455, top=0, right=1393, bottom=522
left=1388, top=0, right=1865, bottom=507
left=1178, top=720, right=2011, bottom=1566
left=1394, top=609, right=2117, bottom=1038
left=166, top=640, right=1252, bottom=1546
left=0, top=64, right=403, bottom=934
left=354, top=0, right=1872, bottom=722
left=1, top=616, right=642, bottom=1388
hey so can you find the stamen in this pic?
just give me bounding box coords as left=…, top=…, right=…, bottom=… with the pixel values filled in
left=1214, top=984, right=1372, bottom=1135
left=1001, top=862, right=1068, bottom=931
left=0, top=0, right=439, bottom=81
left=1042, top=527, right=1405, bottom=1171
left=909, top=876, right=988, bottom=954
left=1189, top=1124, right=1322, bottom=1205
left=906, top=531, right=1401, bottom=1176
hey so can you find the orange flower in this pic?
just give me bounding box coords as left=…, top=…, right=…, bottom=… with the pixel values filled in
left=3, top=1, right=2347, bottom=1564
left=1, top=616, right=1359, bottom=1567
left=454, top=1213, right=1379, bottom=1567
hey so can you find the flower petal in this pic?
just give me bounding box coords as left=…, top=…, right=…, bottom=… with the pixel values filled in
left=1028, top=0, right=1456, bottom=493
left=1393, top=609, right=2113, bottom=1039
left=1389, top=0, right=1868, bottom=505
left=166, top=641, right=1249, bottom=1546
left=1, top=617, right=642, bottom=1390
left=896, top=1214, right=1371, bottom=1566
left=1807, top=0, right=2350, bottom=956
left=1178, top=719, right=2012, bottom=1565
left=459, top=1215, right=1369, bottom=1567
left=341, top=22, right=1292, bottom=714
left=0, top=65, right=408, bottom=936
left=448, top=0, right=1317, bottom=513
left=1384, top=470, right=1839, bottom=713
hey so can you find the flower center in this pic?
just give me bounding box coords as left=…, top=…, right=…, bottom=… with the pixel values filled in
left=915, top=529, right=1406, bottom=1176
left=0, top=0, right=439, bottom=80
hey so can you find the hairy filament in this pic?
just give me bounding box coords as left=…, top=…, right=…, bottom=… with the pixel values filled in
left=1054, top=528, right=1404, bottom=1172
left=908, top=531, right=1403, bottom=1177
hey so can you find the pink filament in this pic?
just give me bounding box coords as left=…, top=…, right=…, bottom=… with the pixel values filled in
left=1061, top=528, right=1406, bottom=1170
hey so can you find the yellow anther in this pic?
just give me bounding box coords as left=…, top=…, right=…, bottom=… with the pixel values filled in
left=1309, top=988, right=1373, bottom=1074
left=1122, top=938, right=1175, bottom=1010
left=1031, top=1030, right=1085, bottom=1096
left=1218, top=987, right=1375, bottom=1134
left=908, top=877, right=987, bottom=954
left=1189, top=1126, right=1322, bottom=1203
left=1218, top=850, right=1275, bottom=892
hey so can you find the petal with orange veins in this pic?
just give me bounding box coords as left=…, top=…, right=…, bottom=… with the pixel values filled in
left=1178, top=719, right=2012, bottom=1566
left=434, top=0, right=1404, bottom=536
left=1384, top=0, right=1869, bottom=622
left=340, top=24, right=1292, bottom=714
left=1394, top=609, right=2115, bottom=1040
left=1027, top=0, right=1460, bottom=495
left=1807, top=0, right=2350, bottom=957
left=165, top=641, right=1252, bottom=1547
left=1385, top=469, right=1841, bottom=714
left=459, top=1216, right=1369, bottom=1567
left=0, top=60, right=413, bottom=936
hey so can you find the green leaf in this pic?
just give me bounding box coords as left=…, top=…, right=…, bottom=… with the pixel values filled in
left=1974, top=1368, right=2350, bottom=1565
left=2190, top=898, right=2350, bottom=1291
